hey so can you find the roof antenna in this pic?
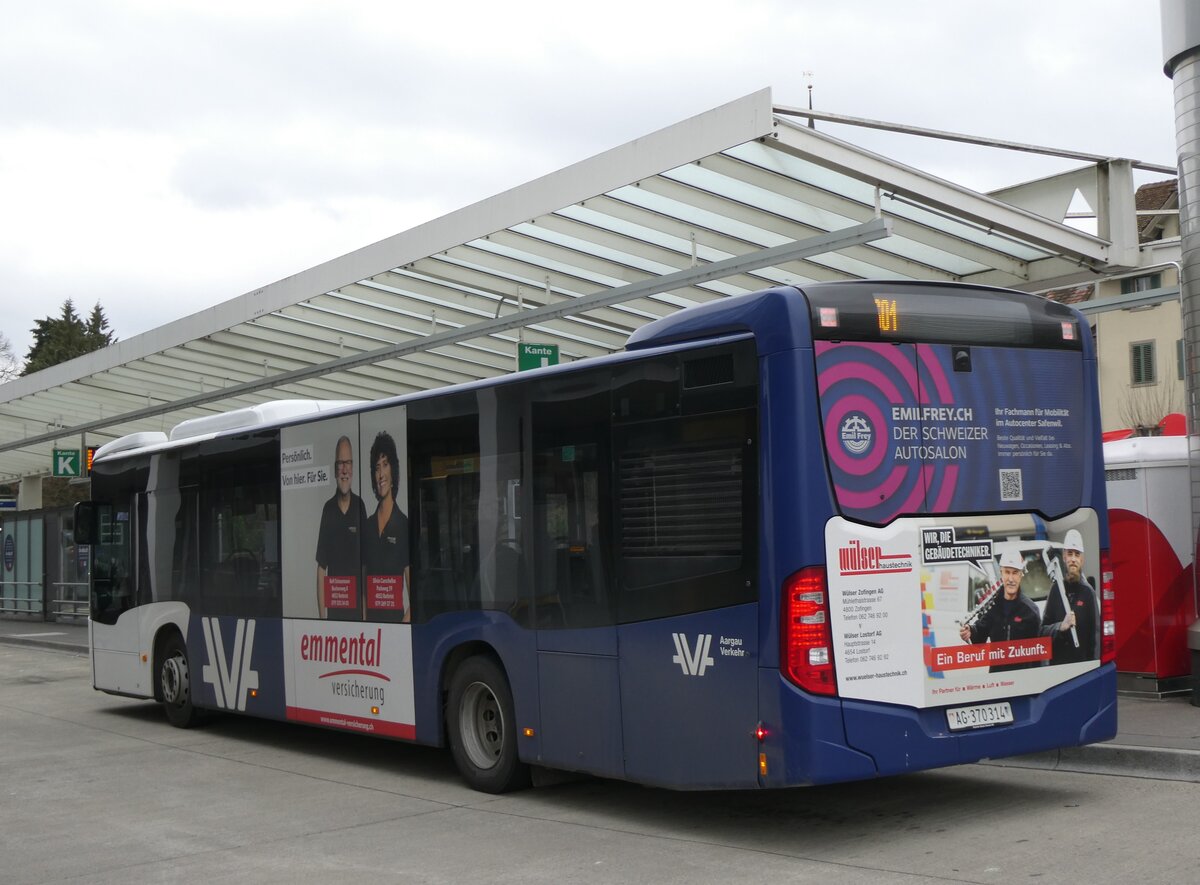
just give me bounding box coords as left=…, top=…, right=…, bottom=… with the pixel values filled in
left=802, top=71, right=815, bottom=129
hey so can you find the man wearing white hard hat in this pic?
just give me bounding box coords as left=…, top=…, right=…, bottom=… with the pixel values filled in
left=959, top=550, right=1043, bottom=672
left=1041, top=529, right=1098, bottom=664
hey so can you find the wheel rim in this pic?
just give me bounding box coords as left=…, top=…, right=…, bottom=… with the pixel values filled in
left=459, top=681, right=504, bottom=770
left=162, top=653, right=189, bottom=706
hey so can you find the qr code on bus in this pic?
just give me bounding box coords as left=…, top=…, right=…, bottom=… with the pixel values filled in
left=999, top=468, right=1023, bottom=502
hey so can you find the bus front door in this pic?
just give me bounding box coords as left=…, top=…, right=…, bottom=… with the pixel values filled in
left=90, top=500, right=145, bottom=695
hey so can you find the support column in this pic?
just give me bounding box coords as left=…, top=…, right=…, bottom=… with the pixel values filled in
left=17, top=475, right=43, bottom=511
left=1162, top=0, right=1200, bottom=642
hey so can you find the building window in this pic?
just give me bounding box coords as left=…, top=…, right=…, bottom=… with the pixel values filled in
left=1179, top=338, right=1186, bottom=381
left=1131, top=340, right=1157, bottom=386
left=1121, top=273, right=1163, bottom=295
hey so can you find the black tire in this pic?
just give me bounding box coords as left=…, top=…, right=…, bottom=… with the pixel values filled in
left=159, top=632, right=202, bottom=728
left=446, top=656, right=530, bottom=793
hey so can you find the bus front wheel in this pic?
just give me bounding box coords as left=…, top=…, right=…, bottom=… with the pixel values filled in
left=159, top=633, right=201, bottom=728
left=447, top=656, right=530, bottom=793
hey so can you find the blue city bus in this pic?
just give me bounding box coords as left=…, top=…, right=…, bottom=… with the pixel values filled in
left=77, top=281, right=1116, bottom=792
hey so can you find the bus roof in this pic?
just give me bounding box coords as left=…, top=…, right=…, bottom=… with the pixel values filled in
left=93, top=332, right=755, bottom=464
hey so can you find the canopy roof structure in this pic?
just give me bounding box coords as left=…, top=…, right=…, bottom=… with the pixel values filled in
left=0, top=88, right=1177, bottom=482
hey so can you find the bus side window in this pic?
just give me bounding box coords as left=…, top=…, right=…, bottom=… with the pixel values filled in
left=410, top=391, right=486, bottom=621
left=415, top=464, right=481, bottom=611
left=531, top=442, right=608, bottom=628
left=530, top=370, right=613, bottom=630
left=613, top=342, right=758, bottom=623
left=199, top=479, right=280, bottom=617
left=615, top=411, right=756, bottom=622
left=171, top=488, right=199, bottom=603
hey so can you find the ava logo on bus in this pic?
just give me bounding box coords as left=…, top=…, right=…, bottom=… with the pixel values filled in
left=201, top=617, right=259, bottom=712
left=673, top=633, right=714, bottom=676
left=671, top=633, right=748, bottom=675
left=839, top=412, right=873, bottom=456
left=837, top=538, right=914, bottom=576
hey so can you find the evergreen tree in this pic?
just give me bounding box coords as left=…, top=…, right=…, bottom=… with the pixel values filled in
left=22, top=299, right=117, bottom=375
left=84, top=302, right=115, bottom=349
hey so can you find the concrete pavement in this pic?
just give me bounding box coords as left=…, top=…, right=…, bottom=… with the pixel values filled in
left=0, top=615, right=90, bottom=654
left=3, top=615, right=1198, bottom=783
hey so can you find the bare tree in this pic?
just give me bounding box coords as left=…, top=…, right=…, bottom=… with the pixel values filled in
left=1118, top=379, right=1183, bottom=435
left=0, top=330, right=20, bottom=383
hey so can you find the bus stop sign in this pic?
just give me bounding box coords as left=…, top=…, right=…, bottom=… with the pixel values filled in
left=518, top=343, right=559, bottom=371
left=52, top=449, right=81, bottom=477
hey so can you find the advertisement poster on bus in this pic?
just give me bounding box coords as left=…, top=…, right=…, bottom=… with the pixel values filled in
left=825, top=512, right=1102, bottom=708
left=278, top=406, right=416, bottom=738
left=278, top=405, right=411, bottom=622
left=815, top=341, right=1087, bottom=524
left=282, top=620, right=416, bottom=739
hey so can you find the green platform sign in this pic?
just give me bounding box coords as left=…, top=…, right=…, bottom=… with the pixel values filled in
left=52, top=449, right=81, bottom=477
left=518, top=343, right=559, bottom=371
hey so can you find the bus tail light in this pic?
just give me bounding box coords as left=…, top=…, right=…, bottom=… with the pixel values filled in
left=782, top=566, right=837, bottom=695
left=1100, top=548, right=1116, bottom=664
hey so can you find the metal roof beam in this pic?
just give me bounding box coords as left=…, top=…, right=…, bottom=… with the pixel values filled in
left=773, top=105, right=1177, bottom=175
left=771, top=117, right=1111, bottom=267
left=1074, top=284, right=1180, bottom=315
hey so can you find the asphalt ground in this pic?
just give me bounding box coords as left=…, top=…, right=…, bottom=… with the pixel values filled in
left=3, top=616, right=1197, bottom=783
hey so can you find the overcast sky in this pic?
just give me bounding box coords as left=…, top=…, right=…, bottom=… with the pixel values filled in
left=0, top=0, right=1179, bottom=364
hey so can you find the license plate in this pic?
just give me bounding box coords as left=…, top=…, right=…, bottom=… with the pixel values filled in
left=946, top=701, right=1014, bottom=731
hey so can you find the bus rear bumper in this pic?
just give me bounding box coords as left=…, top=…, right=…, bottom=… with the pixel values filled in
left=763, top=665, right=1117, bottom=787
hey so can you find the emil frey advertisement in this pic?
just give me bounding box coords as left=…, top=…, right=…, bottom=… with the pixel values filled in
left=815, top=340, right=1086, bottom=523
left=276, top=406, right=416, bottom=738
left=825, top=514, right=1103, bottom=708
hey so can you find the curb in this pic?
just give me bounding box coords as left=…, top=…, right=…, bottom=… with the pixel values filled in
left=983, top=742, right=1200, bottom=782
left=0, top=635, right=89, bottom=655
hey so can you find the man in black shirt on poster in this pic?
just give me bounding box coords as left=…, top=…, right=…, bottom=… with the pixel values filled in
left=959, top=550, right=1042, bottom=672
left=1041, top=529, right=1098, bottom=664
left=315, top=435, right=367, bottom=619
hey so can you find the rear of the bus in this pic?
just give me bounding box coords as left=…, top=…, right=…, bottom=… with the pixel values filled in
left=765, top=281, right=1116, bottom=786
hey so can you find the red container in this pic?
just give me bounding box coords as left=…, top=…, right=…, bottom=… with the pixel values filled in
left=1104, top=436, right=1196, bottom=695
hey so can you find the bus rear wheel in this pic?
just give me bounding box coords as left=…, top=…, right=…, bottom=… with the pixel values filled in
left=447, top=656, right=530, bottom=793
left=159, top=633, right=201, bottom=728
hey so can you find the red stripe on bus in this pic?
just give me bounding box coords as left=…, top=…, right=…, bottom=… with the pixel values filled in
left=286, top=706, right=415, bottom=740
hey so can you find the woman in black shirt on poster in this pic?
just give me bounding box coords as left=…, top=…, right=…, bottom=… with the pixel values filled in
left=364, top=431, right=410, bottom=622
